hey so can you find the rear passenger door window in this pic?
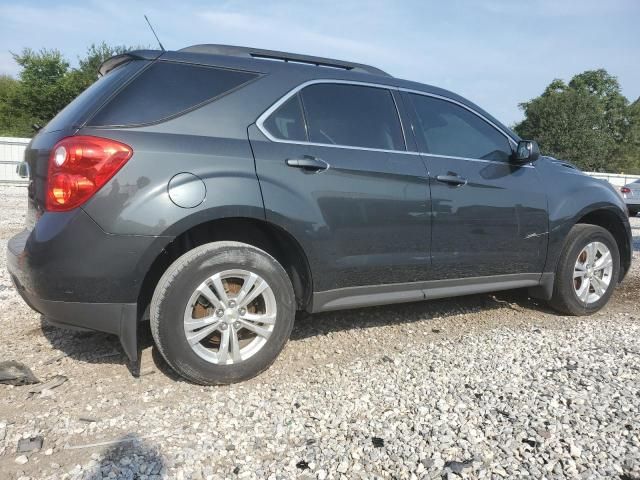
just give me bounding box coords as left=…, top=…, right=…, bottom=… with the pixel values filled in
left=300, top=83, right=405, bottom=151
left=409, top=94, right=512, bottom=162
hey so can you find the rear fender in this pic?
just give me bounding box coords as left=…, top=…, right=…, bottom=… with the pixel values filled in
left=80, top=129, right=265, bottom=236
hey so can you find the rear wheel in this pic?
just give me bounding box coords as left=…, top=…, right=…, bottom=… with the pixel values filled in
left=150, top=241, right=295, bottom=385
left=548, top=224, right=619, bottom=315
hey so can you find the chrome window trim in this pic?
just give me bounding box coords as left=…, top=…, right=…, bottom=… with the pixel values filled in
left=390, top=90, right=409, bottom=152
left=255, top=79, right=528, bottom=166
left=399, top=87, right=518, bottom=147
left=421, top=152, right=534, bottom=168
left=256, top=79, right=415, bottom=155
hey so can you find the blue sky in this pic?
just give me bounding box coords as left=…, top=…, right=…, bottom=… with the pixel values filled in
left=0, top=0, right=638, bottom=126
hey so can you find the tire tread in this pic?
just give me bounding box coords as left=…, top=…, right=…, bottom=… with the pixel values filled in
left=548, top=224, right=619, bottom=316
left=150, top=241, right=295, bottom=385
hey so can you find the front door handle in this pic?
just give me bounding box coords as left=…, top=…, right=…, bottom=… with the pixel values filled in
left=435, top=174, right=467, bottom=186
left=286, top=156, right=329, bottom=172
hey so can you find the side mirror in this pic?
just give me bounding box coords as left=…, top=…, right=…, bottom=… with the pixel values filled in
left=513, top=140, right=540, bottom=164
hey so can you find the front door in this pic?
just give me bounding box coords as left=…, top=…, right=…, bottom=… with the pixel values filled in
left=403, top=91, right=548, bottom=280
left=249, top=81, right=431, bottom=292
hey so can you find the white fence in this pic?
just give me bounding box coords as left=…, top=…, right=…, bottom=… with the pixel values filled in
left=0, top=137, right=30, bottom=185
left=0, top=136, right=639, bottom=189
left=583, top=171, right=640, bottom=187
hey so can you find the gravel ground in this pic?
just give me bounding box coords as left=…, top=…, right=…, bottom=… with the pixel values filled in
left=0, top=184, right=639, bottom=480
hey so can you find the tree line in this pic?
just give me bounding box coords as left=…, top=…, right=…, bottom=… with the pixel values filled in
left=0, top=43, right=137, bottom=137
left=514, top=69, right=639, bottom=174
left=0, top=44, right=638, bottom=173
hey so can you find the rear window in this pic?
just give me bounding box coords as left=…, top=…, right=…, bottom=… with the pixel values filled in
left=88, top=61, right=258, bottom=127
left=44, top=60, right=146, bottom=133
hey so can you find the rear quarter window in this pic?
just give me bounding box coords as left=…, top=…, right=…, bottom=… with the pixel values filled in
left=88, top=61, right=258, bottom=127
left=44, top=60, right=146, bottom=133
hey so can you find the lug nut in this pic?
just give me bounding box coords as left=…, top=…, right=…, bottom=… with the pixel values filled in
left=216, top=309, right=224, bottom=317
left=234, top=322, right=241, bottom=329
left=228, top=300, right=237, bottom=308
left=220, top=323, right=228, bottom=330
left=239, top=308, right=246, bottom=316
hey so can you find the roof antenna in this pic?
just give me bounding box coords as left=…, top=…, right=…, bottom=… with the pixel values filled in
left=144, top=15, right=165, bottom=51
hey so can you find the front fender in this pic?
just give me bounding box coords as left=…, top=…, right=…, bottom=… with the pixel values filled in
left=538, top=158, right=631, bottom=276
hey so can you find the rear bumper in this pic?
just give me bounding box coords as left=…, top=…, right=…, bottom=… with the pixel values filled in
left=6, top=209, right=171, bottom=363
left=9, top=270, right=138, bottom=361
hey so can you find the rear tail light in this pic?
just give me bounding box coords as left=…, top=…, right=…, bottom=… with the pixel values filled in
left=46, top=136, right=132, bottom=211
left=620, top=187, right=631, bottom=194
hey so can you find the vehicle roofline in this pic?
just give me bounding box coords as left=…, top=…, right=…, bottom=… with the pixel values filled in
left=178, top=44, right=391, bottom=77
left=99, top=47, right=520, bottom=140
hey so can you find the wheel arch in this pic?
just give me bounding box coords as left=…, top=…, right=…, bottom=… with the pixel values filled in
left=574, top=207, right=631, bottom=281
left=547, top=204, right=631, bottom=283
left=137, top=216, right=314, bottom=321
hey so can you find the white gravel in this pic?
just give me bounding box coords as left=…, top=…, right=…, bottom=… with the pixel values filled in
left=0, top=185, right=639, bottom=480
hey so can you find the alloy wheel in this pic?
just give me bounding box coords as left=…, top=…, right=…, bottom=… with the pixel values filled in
left=183, top=269, right=277, bottom=364
left=573, top=241, right=614, bottom=304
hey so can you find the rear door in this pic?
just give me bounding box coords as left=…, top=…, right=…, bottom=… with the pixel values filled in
left=404, top=91, right=548, bottom=280
left=249, top=81, right=431, bottom=293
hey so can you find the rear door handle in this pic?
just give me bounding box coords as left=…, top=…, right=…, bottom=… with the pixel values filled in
left=435, top=174, right=467, bottom=186
left=286, top=156, right=329, bottom=172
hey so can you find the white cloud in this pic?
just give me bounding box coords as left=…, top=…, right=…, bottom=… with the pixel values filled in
left=480, top=0, right=638, bottom=16
left=0, top=0, right=637, bottom=123
left=197, top=10, right=402, bottom=70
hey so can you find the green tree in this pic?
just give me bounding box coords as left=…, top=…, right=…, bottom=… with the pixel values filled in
left=0, top=43, right=140, bottom=137
left=515, top=69, right=636, bottom=173
left=11, top=48, right=73, bottom=131
left=621, top=98, right=640, bottom=174
left=64, top=42, right=136, bottom=97
left=0, top=75, right=32, bottom=136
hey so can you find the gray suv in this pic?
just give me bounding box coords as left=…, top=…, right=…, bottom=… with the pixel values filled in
left=7, top=45, right=633, bottom=384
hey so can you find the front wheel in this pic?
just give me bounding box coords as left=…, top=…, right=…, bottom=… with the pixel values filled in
left=548, top=224, right=620, bottom=315
left=150, top=241, right=296, bottom=385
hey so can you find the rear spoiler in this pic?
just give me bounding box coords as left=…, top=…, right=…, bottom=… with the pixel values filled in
left=98, top=50, right=163, bottom=76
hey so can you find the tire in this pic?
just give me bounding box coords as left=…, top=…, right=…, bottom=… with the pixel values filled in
left=150, top=241, right=295, bottom=385
left=548, top=224, right=620, bottom=316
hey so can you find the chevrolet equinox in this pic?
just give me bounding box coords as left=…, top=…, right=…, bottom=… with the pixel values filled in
left=8, top=45, right=633, bottom=384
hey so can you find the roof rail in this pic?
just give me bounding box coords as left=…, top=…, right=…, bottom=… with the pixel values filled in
left=178, top=44, right=391, bottom=77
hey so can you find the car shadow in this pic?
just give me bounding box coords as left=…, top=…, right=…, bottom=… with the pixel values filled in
left=71, top=434, right=166, bottom=479
left=39, top=288, right=553, bottom=374
left=290, top=288, right=553, bottom=341
left=39, top=319, right=129, bottom=365
left=38, top=315, right=191, bottom=382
